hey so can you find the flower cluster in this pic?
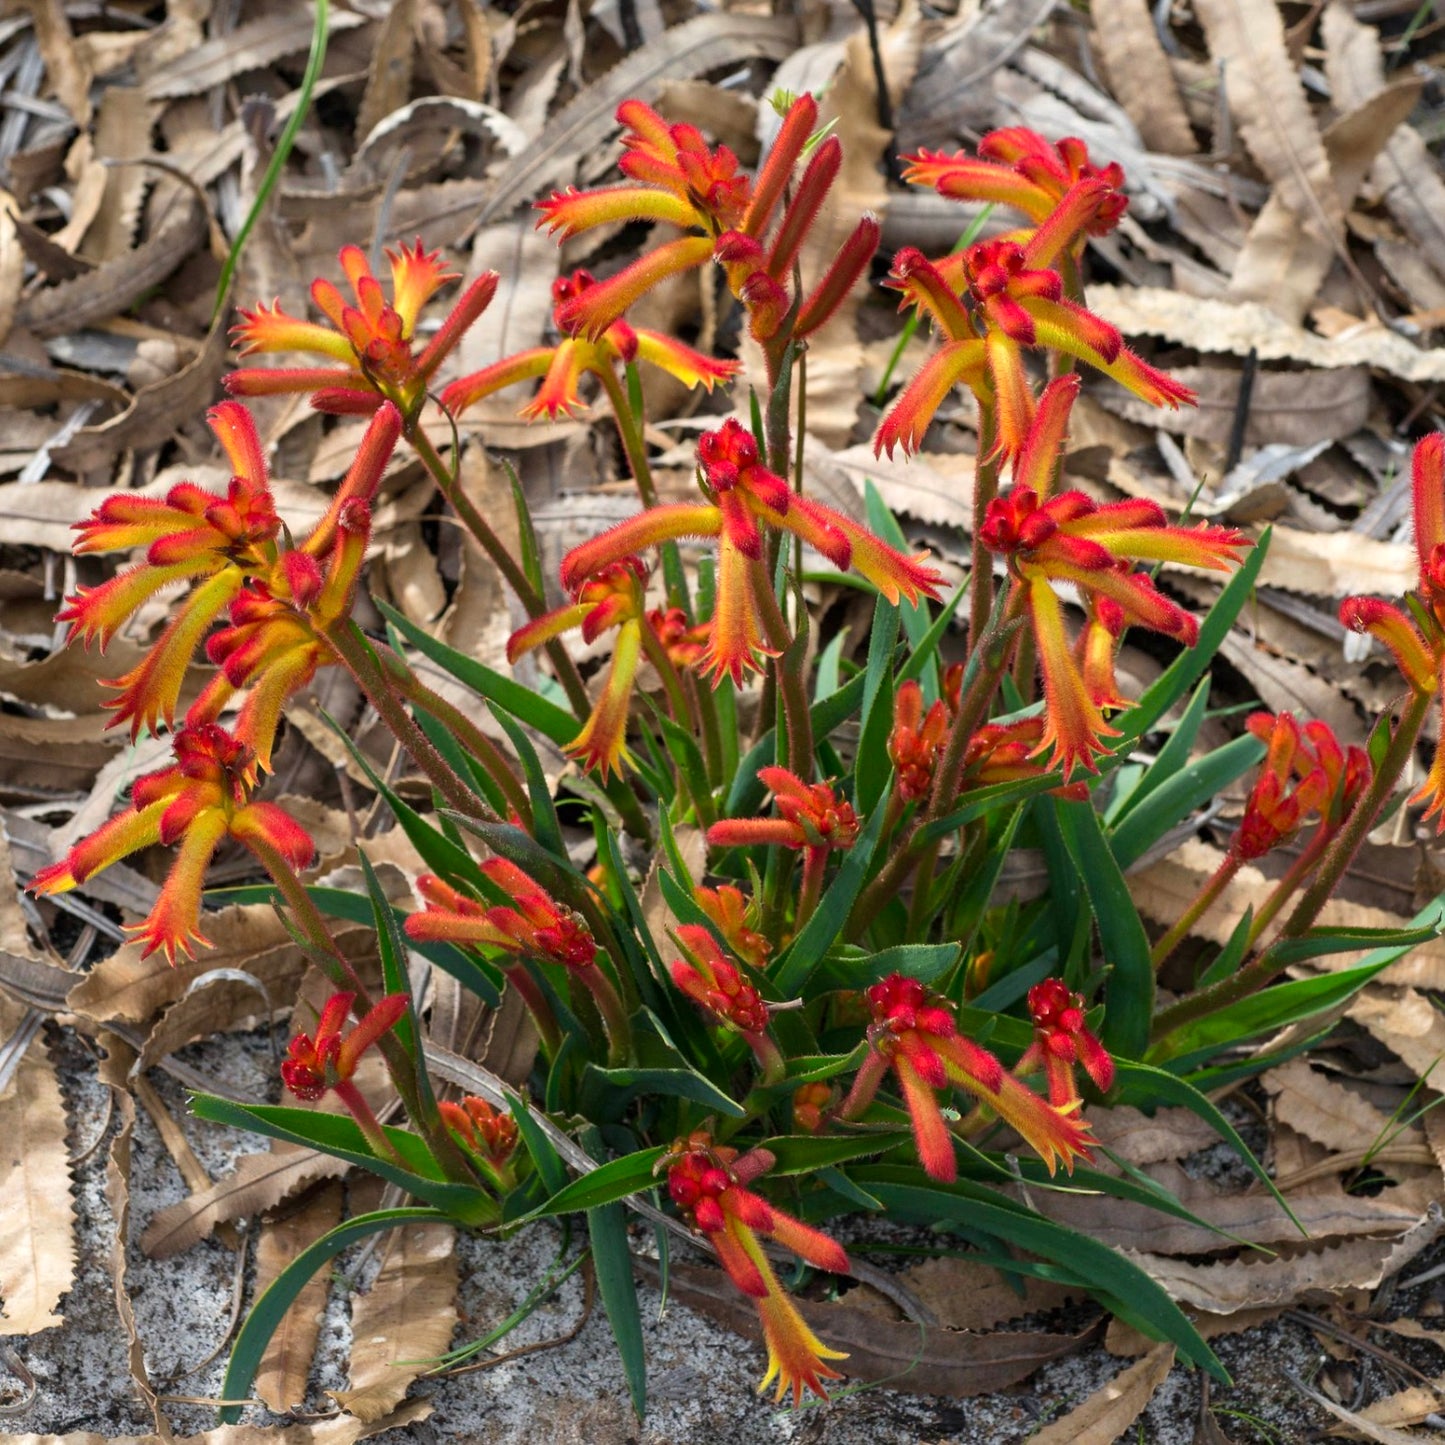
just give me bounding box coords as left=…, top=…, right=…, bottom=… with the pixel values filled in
left=32, top=723, right=314, bottom=963
left=227, top=242, right=497, bottom=422
left=535, top=95, right=878, bottom=363
left=840, top=973, right=1099, bottom=1182
left=661, top=1132, right=849, bottom=1405
left=561, top=418, right=943, bottom=693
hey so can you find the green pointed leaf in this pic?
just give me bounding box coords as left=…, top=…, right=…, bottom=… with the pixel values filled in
left=219, top=1207, right=446, bottom=1423
left=1055, top=798, right=1152, bottom=1057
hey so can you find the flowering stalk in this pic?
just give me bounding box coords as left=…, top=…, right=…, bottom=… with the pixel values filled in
left=1150, top=689, right=1433, bottom=1045
left=282, top=991, right=411, bottom=1165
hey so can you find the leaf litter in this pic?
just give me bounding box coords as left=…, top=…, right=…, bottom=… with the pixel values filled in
left=4, top=0, right=1445, bottom=1439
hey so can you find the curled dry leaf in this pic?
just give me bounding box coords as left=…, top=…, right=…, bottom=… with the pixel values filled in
left=1025, top=1343, right=1176, bottom=1445
left=1125, top=1206, right=1445, bottom=1314
left=654, top=1260, right=1096, bottom=1397
left=140, top=1143, right=351, bottom=1262
left=1087, top=284, right=1445, bottom=383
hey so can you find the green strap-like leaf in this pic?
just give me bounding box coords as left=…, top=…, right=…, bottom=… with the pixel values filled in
left=219, top=1206, right=446, bottom=1423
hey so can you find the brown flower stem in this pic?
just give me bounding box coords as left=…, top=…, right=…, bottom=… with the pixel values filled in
left=597, top=363, right=660, bottom=510
left=845, top=819, right=921, bottom=940
left=1152, top=689, right=1432, bottom=1045
left=409, top=423, right=592, bottom=719
left=750, top=558, right=814, bottom=776
left=905, top=836, right=943, bottom=937
left=968, top=407, right=1001, bottom=657
left=598, top=364, right=694, bottom=615
left=580, top=967, right=632, bottom=1066
left=324, top=621, right=493, bottom=823
left=1148, top=852, right=1242, bottom=972
left=333, top=1078, right=408, bottom=1168
left=796, top=845, right=828, bottom=934
left=384, top=661, right=533, bottom=828
left=410, top=424, right=542, bottom=611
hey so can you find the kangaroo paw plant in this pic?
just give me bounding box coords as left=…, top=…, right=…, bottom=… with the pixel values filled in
left=30, top=94, right=1445, bottom=1418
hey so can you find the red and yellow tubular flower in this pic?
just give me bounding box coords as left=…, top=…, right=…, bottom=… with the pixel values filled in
left=708, top=766, right=859, bottom=931
left=282, top=989, right=409, bottom=1164
left=406, top=860, right=597, bottom=970
left=30, top=723, right=314, bottom=964
left=534, top=94, right=877, bottom=349
left=694, top=883, right=770, bottom=970
left=888, top=679, right=949, bottom=803
left=978, top=398, right=1248, bottom=773
left=440, top=269, right=738, bottom=421
left=1233, top=713, right=1369, bottom=859
left=281, top=990, right=410, bottom=1101
left=708, top=766, right=859, bottom=855
left=1015, top=979, right=1114, bottom=1111
left=507, top=557, right=648, bottom=779
left=58, top=401, right=400, bottom=748
left=961, top=716, right=1089, bottom=801
left=227, top=241, right=497, bottom=419
left=903, top=127, right=1128, bottom=251
left=670, top=924, right=782, bottom=1081
left=662, top=1132, right=849, bottom=1405
left=839, top=973, right=1095, bottom=1182
left=560, top=419, right=942, bottom=686
left=875, top=245, right=1193, bottom=462
left=1342, top=435, right=1445, bottom=825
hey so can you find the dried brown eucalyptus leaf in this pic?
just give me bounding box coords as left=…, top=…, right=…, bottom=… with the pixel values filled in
left=657, top=1260, right=1093, bottom=1396
left=140, top=1144, right=350, bottom=1261
left=1126, top=1206, right=1445, bottom=1314
left=0, top=994, right=76, bottom=1336
left=1089, top=284, right=1445, bottom=382
left=328, top=1219, right=458, bottom=1420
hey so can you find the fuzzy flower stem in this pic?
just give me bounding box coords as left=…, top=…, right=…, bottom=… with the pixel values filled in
left=243, top=832, right=477, bottom=1183
left=637, top=624, right=717, bottom=827
left=332, top=1078, right=408, bottom=1167
left=969, top=407, right=1001, bottom=657
left=580, top=965, right=633, bottom=1066
left=596, top=363, right=692, bottom=613
left=324, top=621, right=495, bottom=824
left=1245, top=831, right=1332, bottom=948
left=596, top=361, right=660, bottom=509
left=930, top=589, right=1027, bottom=812
left=1149, top=852, right=1242, bottom=971
left=1153, top=690, right=1433, bottom=1044
left=410, top=424, right=592, bottom=719
left=386, top=661, right=533, bottom=828
left=796, top=845, right=829, bottom=934
left=750, top=558, right=814, bottom=776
